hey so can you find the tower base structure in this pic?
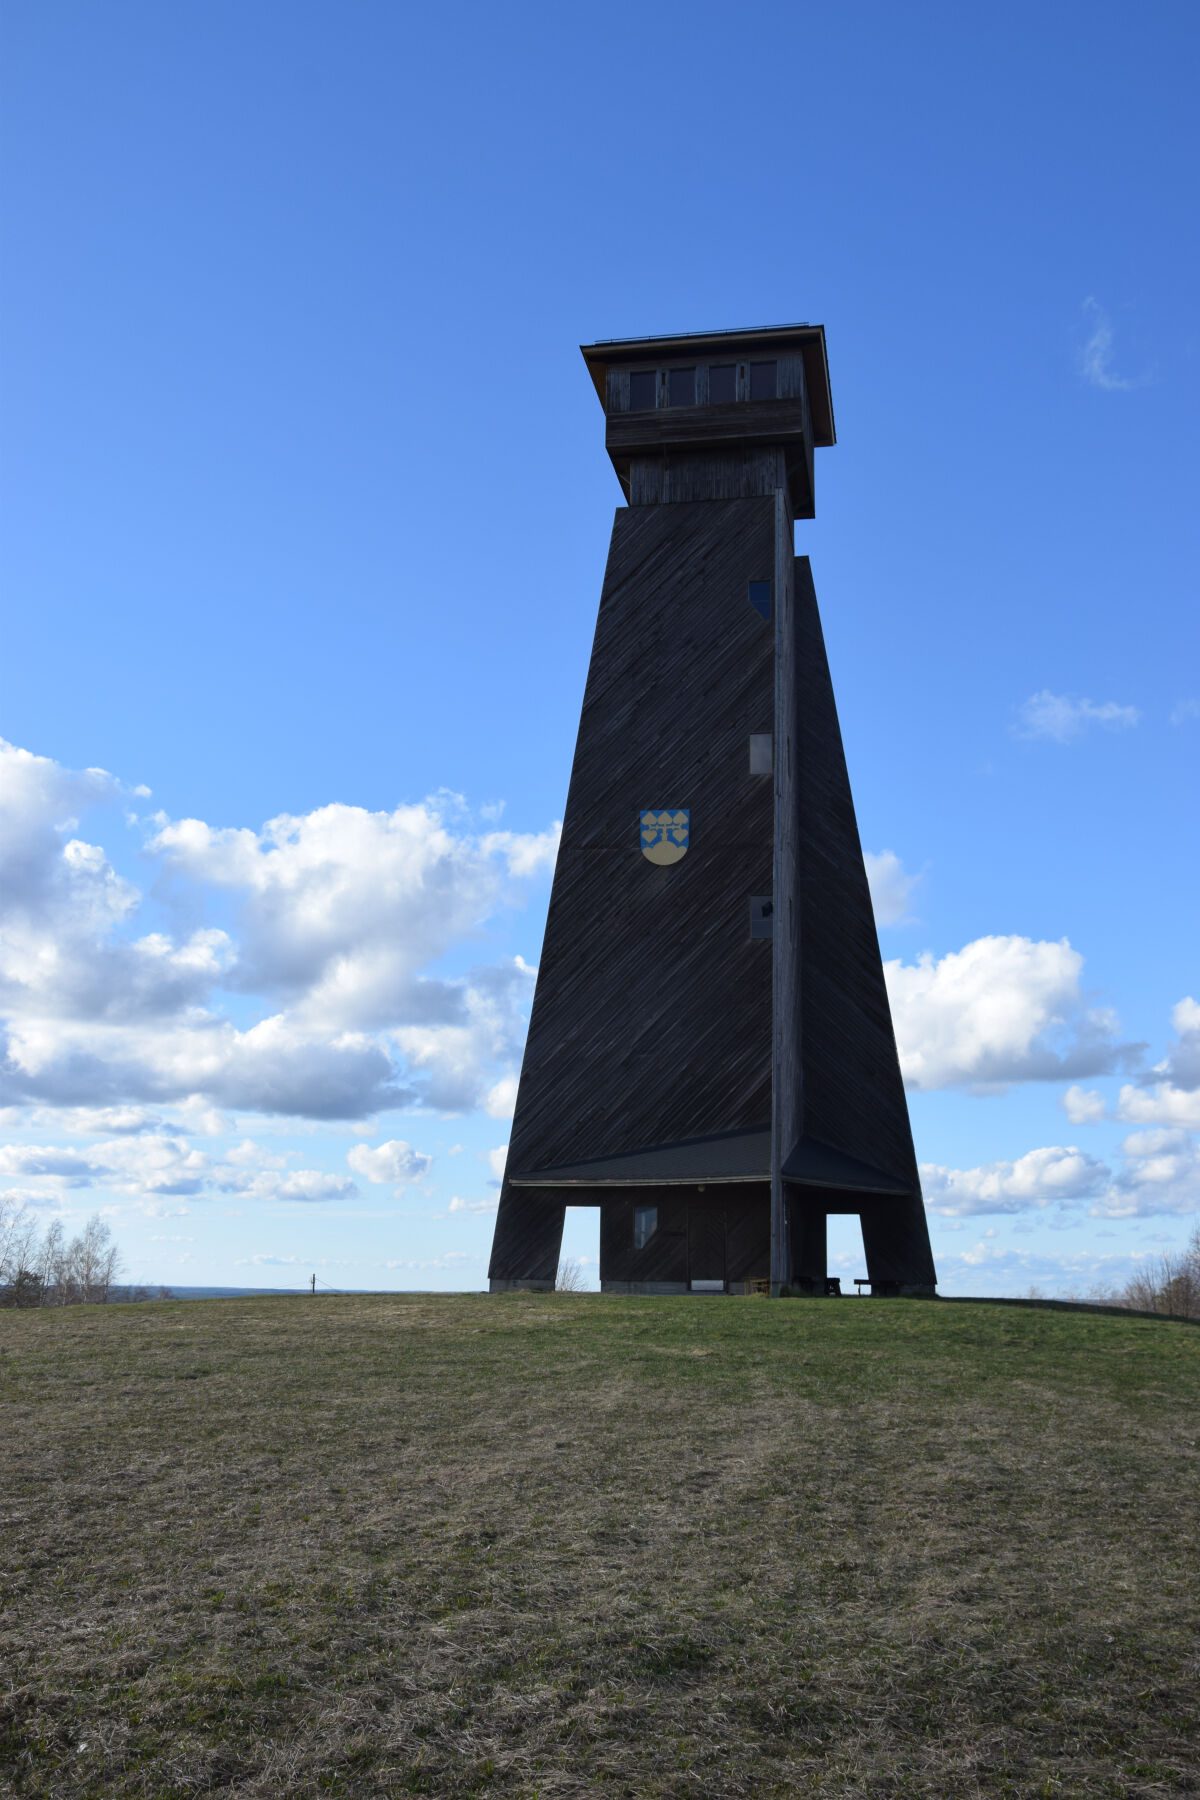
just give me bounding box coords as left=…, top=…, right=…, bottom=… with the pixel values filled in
left=487, top=1180, right=936, bottom=1299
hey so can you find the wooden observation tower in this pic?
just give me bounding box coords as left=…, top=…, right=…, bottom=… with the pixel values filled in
left=488, top=325, right=936, bottom=1297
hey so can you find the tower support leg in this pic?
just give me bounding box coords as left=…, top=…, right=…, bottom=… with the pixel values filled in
left=859, top=1198, right=938, bottom=1297
left=791, top=1197, right=828, bottom=1296
left=487, top=1184, right=564, bottom=1291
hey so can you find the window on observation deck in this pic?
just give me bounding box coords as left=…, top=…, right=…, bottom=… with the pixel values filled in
left=668, top=367, right=696, bottom=407
left=749, top=360, right=778, bottom=400
left=629, top=369, right=657, bottom=411
left=709, top=363, right=737, bottom=404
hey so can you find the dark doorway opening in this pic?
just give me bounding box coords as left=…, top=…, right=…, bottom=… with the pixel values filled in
left=559, top=1205, right=600, bottom=1291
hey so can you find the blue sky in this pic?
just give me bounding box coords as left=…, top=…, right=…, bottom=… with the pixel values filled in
left=1, top=0, right=1197, bottom=1295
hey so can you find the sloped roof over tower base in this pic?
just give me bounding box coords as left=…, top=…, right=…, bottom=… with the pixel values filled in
left=511, top=1128, right=912, bottom=1196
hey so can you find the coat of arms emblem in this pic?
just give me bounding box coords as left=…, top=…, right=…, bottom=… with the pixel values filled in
left=640, top=808, right=690, bottom=865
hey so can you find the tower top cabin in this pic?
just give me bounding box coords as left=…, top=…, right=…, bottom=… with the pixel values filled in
left=580, top=323, right=835, bottom=520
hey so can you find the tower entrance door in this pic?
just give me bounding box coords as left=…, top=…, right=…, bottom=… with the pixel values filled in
left=688, top=1201, right=726, bottom=1290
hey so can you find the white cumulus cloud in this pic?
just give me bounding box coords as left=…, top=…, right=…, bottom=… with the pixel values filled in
left=273, top=1171, right=358, bottom=1203
left=1090, top=1128, right=1200, bottom=1219
left=0, top=1144, right=100, bottom=1184
left=1115, top=996, right=1200, bottom=1127
left=1116, top=1083, right=1200, bottom=1130
left=1015, top=690, right=1140, bottom=743
left=922, top=1146, right=1110, bottom=1216
left=389, top=958, right=536, bottom=1112
left=923, top=1129, right=1200, bottom=1222
left=41, top=1105, right=165, bottom=1136
left=483, top=1074, right=519, bottom=1119
left=1160, top=996, right=1200, bottom=1088
left=885, top=935, right=1138, bottom=1091
left=150, top=801, right=555, bottom=1030
left=864, top=850, right=919, bottom=926
left=224, top=1166, right=359, bottom=1203
left=481, top=822, right=561, bottom=879
left=1062, top=1085, right=1106, bottom=1125
left=347, top=1139, right=433, bottom=1184
left=1, top=1011, right=412, bottom=1119
left=0, top=1132, right=211, bottom=1200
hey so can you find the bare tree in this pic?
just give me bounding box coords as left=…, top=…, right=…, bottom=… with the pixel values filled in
left=0, top=1196, right=43, bottom=1307
left=1120, top=1228, right=1200, bottom=1320
left=37, top=1218, right=66, bottom=1302
left=56, top=1216, right=122, bottom=1305
left=1, top=1195, right=33, bottom=1277
left=555, top=1257, right=587, bottom=1293
left=77, top=1215, right=121, bottom=1303
left=2, top=1209, right=128, bottom=1307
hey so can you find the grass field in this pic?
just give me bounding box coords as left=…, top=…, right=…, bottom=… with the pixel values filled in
left=1, top=1294, right=1197, bottom=1798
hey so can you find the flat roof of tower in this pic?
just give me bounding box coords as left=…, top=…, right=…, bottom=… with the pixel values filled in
left=580, top=322, right=835, bottom=446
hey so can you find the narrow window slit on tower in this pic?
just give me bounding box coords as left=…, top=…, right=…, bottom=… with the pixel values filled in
left=629, top=369, right=657, bottom=411
left=748, top=580, right=771, bottom=621
left=749, top=734, right=773, bottom=774
left=633, top=1204, right=658, bottom=1250
left=750, top=897, right=774, bottom=940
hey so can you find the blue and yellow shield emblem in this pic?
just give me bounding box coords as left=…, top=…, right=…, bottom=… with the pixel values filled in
left=640, top=808, right=690, bottom=866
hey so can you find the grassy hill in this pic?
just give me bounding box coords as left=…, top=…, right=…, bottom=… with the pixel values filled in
left=1, top=1294, right=1197, bottom=1797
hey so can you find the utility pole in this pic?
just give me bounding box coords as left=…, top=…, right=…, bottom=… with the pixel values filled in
left=310, top=1273, right=316, bottom=1296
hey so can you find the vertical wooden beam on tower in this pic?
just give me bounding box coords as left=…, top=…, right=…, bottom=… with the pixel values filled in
left=770, top=488, right=797, bottom=1295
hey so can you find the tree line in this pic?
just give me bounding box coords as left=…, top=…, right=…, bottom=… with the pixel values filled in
left=0, top=1196, right=160, bottom=1307
left=1113, top=1225, right=1200, bottom=1320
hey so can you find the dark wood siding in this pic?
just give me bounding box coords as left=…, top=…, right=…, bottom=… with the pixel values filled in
left=791, top=558, right=921, bottom=1186
left=771, top=496, right=799, bottom=1289
left=725, top=1188, right=770, bottom=1282
left=599, top=1187, right=769, bottom=1290
left=601, top=1192, right=689, bottom=1285
left=629, top=448, right=790, bottom=506
left=489, top=498, right=777, bottom=1288
left=505, top=498, right=776, bottom=1175
left=607, top=398, right=806, bottom=458
left=606, top=397, right=813, bottom=515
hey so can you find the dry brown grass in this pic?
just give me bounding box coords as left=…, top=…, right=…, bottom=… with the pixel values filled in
left=1, top=1293, right=1197, bottom=1797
